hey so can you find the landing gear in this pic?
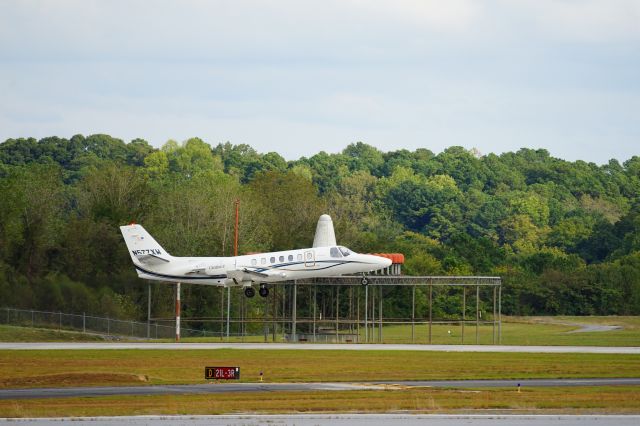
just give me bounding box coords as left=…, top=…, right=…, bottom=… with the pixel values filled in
left=259, top=284, right=269, bottom=298
left=244, top=287, right=255, bottom=298
left=361, top=274, right=369, bottom=286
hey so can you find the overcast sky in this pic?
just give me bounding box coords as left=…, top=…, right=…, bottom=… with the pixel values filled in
left=1, top=0, right=639, bottom=163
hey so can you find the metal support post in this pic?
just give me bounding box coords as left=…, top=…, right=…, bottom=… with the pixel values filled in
left=378, top=285, right=383, bottom=343
left=356, top=287, right=360, bottom=341
left=335, top=286, right=339, bottom=341
left=264, top=292, right=268, bottom=343
left=220, top=287, right=224, bottom=340
left=493, top=286, right=497, bottom=344
left=292, top=281, right=297, bottom=341
left=428, top=285, right=432, bottom=344
left=83, top=312, right=86, bottom=334
left=273, top=285, right=277, bottom=342
left=411, top=285, right=415, bottom=343
left=498, top=285, right=502, bottom=344
left=475, top=285, right=479, bottom=345
left=147, top=283, right=151, bottom=339
left=240, top=290, right=245, bottom=341
left=313, top=285, right=317, bottom=341
left=462, top=287, right=466, bottom=344
left=226, top=286, right=231, bottom=339
left=175, top=282, right=181, bottom=342
left=371, top=285, right=375, bottom=342
left=364, top=284, right=369, bottom=343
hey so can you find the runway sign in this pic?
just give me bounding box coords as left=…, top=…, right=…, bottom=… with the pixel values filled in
left=205, top=366, right=240, bottom=380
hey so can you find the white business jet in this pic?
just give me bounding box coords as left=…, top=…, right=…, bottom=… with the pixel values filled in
left=120, top=215, right=391, bottom=297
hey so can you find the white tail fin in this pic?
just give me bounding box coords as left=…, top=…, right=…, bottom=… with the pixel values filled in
left=120, top=224, right=172, bottom=265
left=313, top=214, right=336, bottom=248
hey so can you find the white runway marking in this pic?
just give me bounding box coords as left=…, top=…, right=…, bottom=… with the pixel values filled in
left=1, top=342, right=639, bottom=353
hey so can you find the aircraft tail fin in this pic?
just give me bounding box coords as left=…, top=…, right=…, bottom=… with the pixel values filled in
left=119, top=224, right=172, bottom=265
left=313, top=214, right=336, bottom=247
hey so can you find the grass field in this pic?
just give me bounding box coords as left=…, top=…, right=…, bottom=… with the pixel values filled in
left=2, top=387, right=640, bottom=417
left=2, top=349, right=640, bottom=388
left=1, top=334, right=639, bottom=416
left=174, top=316, right=640, bottom=346
left=2, top=316, right=640, bottom=346
left=0, top=325, right=105, bottom=342
left=368, top=316, right=640, bottom=346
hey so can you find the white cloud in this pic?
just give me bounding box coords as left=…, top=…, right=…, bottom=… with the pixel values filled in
left=0, top=1, right=638, bottom=163
left=500, top=0, right=640, bottom=43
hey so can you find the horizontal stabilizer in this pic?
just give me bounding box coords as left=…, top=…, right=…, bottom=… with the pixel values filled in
left=135, top=253, right=171, bottom=265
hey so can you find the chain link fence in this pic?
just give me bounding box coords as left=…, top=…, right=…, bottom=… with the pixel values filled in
left=0, top=307, right=223, bottom=340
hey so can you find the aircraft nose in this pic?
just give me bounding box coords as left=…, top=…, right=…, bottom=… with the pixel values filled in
left=371, top=255, right=392, bottom=268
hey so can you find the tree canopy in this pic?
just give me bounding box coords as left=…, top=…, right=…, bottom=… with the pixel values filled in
left=1, top=135, right=639, bottom=321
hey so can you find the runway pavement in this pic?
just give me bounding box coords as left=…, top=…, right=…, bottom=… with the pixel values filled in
left=2, top=342, right=640, bottom=353
left=1, top=378, right=639, bottom=400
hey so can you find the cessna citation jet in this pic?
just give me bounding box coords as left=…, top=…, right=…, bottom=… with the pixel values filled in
left=120, top=215, right=391, bottom=297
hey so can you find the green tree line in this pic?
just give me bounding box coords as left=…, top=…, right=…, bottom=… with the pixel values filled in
left=1, top=135, right=639, bottom=323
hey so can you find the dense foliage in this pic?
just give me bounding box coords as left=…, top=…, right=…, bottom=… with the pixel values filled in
left=1, top=135, right=639, bottom=323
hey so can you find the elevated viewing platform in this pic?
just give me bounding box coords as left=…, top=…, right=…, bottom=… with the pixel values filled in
left=295, top=275, right=501, bottom=287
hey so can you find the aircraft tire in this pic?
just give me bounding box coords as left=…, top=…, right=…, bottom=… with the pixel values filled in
left=259, top=286, right=269, bottom=297
left=244, top=287, right=255, bottom=298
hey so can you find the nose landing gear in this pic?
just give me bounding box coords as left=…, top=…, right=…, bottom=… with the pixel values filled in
left=361, top=274, right=369, bottom=286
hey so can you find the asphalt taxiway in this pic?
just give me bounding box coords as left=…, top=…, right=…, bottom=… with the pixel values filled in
left=2, top=378, right=639, bottom=400
left=1, top=342, right=639, bottom=354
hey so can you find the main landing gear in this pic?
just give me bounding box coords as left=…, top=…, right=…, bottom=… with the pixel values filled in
left=244, top=284, right=269, bottom=298
left=259, top=284, right=269, bottom=298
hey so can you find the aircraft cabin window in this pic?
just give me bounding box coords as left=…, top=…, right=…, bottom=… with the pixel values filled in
left=279, top=255, right=284, bottom=262
left=251, top=259, right=257, bottom=266
left=270, top=256, right=275, bottom=263
left=261, top=258, right=266, bottom=265
left=288, top=254, right=293, bottom=261
left=330, top=247, right=342, bottom=258
left=339, top=247, right=351, bottom=257
left=297, top=254, right=303, bottom=261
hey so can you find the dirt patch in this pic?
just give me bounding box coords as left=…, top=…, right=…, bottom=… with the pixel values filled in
left=0, top=372, right=149, bottom=388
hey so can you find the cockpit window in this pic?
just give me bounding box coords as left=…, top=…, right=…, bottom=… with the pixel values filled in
left=330, top=247, right=342, bottom=258
left=339, top=246, right=351, bottom=257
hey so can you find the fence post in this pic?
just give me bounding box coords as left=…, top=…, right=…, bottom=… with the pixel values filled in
left=83, top=312, right=86, bottom=334
left=107, top=317, right=110, bottom=336
left=31, top=310, right=34, bottom=328
left=59, top=312, right=62, bottom=330
left=147, top=282, right=151, bottom=339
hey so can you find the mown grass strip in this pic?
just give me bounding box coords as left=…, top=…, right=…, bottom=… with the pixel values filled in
left=2, top=387, right=640, bottom=417
left=2, top=349, right=640, bottom=388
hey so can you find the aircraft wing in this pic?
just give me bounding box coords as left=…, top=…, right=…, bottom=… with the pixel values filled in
left=227, top=268, right=286, bottom=283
